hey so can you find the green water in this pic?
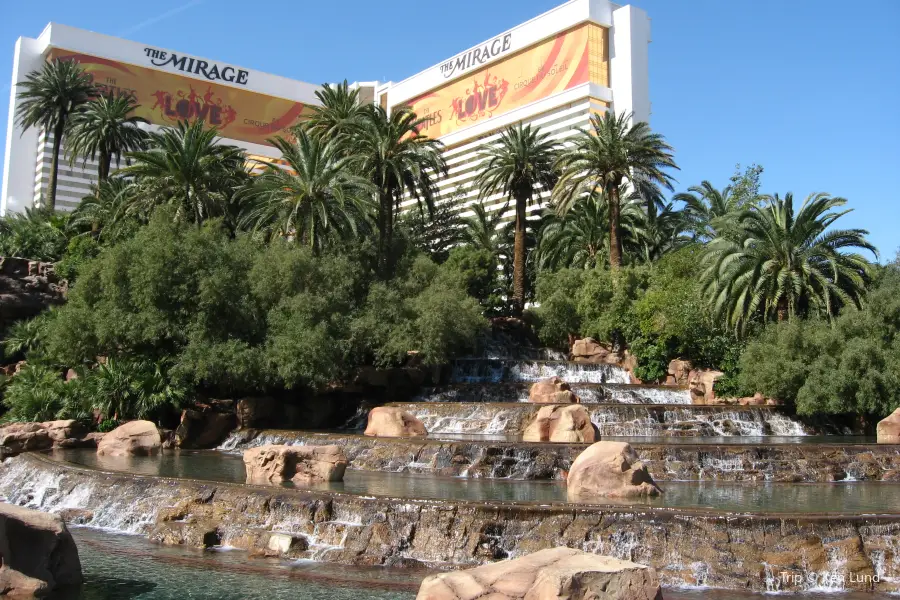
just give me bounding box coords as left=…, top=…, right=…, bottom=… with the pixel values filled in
left=50, top=449, right=900, bottom=513
left=66, top=529, right=895, bottom=600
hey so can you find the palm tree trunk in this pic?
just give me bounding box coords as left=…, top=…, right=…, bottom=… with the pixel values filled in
left=376, top=191, right=389, bottom=276
left=98, top=149, right=111, bottom=183
left=608, top=185, right=623, bottom=269
left=512, top=193, right=527, bottom=315
left=46, top=120, right=66, bottom=212
left=776, top=297, right=789, bottom=322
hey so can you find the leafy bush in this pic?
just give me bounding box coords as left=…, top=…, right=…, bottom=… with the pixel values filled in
left=2, top=364, right=68, bottom=422
left=737, top=262, right=900, bottom=417
left=1, top=312, right=53, bottom=362
left=0, top=208, right=71, bottom=261
left=55, top=235, right=101, bottom=281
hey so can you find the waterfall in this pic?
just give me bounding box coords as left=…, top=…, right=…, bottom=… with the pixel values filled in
left=450, top=359, right=631, bottom=384
left=598, top=384, right=691, bottom=405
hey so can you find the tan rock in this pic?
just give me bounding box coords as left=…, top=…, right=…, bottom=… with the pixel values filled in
left=416, top=547, right=663, bottom=600
left=0, top=503, right=83, bottom=596
left=243, top=444, right=348, bottom=485
left=175, top=409, right=236, bottom=449
left=570, top=337, right=610, bottom=363
left=523, top=405, right=596, bottom=443
left=666, top=359, right=693, bottom=386
left=0, top=423, right=52, bottom=454
left=528, top=377, right=579, bottom=404
left=236, top=396, right=278, bottom=429
left=41, top=419, right=86, bottom=442
left=567, top=441, right=663, bottom=500
left=363, top=407, right=427, bottom=438
left=96, top=420, right=161, bottom=456
left=877, top=408, right=900, bottom=444
left=688, top=369, right=724, bottom=405
left=738, top=392, right=767, bottom=406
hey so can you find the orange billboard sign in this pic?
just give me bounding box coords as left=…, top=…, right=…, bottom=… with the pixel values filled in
left=49, top=49, right=312, bottom=147
left=407, top=25, right=600, bottom=139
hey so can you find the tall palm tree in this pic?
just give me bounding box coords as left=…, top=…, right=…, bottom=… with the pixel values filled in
left=15, top=59, right=96, bottom=211
left=632, top=201, right=690, bottom=264
left=553, top=111, right=678, bottom=269
left=674, top=181, right=747, bottom=241
left=700, top=192, right=877, bottom=333
left=239, top=132, right=373, bottom=251
left=121, top=120, right=247, bottom=225
left=351, top=105, right=446, bottom=275
left=66, top=91, right=149, bottom=183
left=475, top=123, right=559, bottom=313
left=536, top=187, right=646, bottom=270
left=306, top=80, right=367, bottom=144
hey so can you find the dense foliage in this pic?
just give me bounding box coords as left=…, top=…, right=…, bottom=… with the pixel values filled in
left=2, top=63, right=892, bottom=422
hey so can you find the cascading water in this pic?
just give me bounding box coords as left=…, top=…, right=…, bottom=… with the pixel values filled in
left=411, top=382, right=691, bottom=405
left=450, top=359, right=631, bottom=384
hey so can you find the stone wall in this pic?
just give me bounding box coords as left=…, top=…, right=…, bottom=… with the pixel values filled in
left=2, top=453, right=898, bottom=593
left=0, top=257, right=66, bottom=331
left=221, top=430, right=900, bottom=482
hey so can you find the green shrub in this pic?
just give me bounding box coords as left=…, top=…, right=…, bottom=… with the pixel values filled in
left=737, top=262, right=900, bottom=417
left=0, top=208, right=70, bottom=261
left=55, top=235, right=101, bottom=281
left=2, top=364, right=68, bottom=422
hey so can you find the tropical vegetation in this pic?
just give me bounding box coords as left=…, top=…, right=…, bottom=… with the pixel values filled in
left=1, top=62, right=892, bottom=424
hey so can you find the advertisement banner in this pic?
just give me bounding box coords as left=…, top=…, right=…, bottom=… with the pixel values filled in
left=407, top=25, right=598, bottom=139
left=49, top=49, right=312, bottom=146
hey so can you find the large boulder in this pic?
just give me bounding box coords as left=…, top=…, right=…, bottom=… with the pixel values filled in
left=363, top=407, right=427, bottom=438
left=96, top=420, right=161, bottom=456
left=0, top=423, right=52, bottom=454
left=665, top=359, right=693, bottom=386
left=41, top=420, right=87, bottom=443
left=528, top=377, right=579, bottom=404
left=236, top=397, right=278, bottom=429
left=523, top=405, right=596, bottom=443
left=416, top=547, right=663, bottom=600
left=567, top=441, right=663, bottom=501
left=243, top=444, right=347, bottom=485
left=688, top=369, right=724, bottom=405
left=877, top=408, right=900, bottom=444
left=0, top=503, right=82, bottom=597
left=174, top=409, right=236, bottom=449
left=571, top=338, right=612, bottom=363
left=738, top=392, right=767, bottom=406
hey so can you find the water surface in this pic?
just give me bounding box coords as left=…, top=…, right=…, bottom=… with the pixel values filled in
left=51, top=449, right=900, bottom=513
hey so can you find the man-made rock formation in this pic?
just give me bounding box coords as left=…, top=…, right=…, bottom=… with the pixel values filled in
left=567, top=441, right=662, bottom=500
left=688, top=369, right=724, bottom=405
left=0, top=257, right=67, bottom=331
left=97, top=420, right=161, bottom=456
left=878, top=408, right=900, bottom=444
left=528, top=377, right=579, bottom=404
left=571, top=338, right=640, bottom=383
left=363, top=407, right=427, bottom=438
left=665, top=359, right=692, bottom=386
left=738, top=392, right=768, bottom=406
left=522, top=405, right=596, bottom=443
left=0, top=420, right=96, bottom=456
left=243, top=444, right=347, bottom=485
left=236, top=397, right=278, bottom=429
left=175, top=408, right=236, bottom=449
left=5, top=453, right=899, bottom=593
left=416, top=547, right=662, bottom=600
left=0, top=502, right=82, bottom=597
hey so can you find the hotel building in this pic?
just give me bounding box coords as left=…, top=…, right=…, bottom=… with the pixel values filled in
left=1, top=0, right=649, bottom=218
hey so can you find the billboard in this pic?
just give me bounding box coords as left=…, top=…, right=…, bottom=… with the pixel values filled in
left=48, top=49, right=313, bottom=146
left=407, top=24, right=605, bottom=139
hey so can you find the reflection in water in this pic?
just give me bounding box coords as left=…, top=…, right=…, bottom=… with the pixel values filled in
left=66, top=528, right=895, bottom=600
left=52, top=449, right=900, bottom=513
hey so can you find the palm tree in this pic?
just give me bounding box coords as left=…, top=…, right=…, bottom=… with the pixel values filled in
left=306, top=80, right=367, bottom=144
left=121, top=120, right=247, bottom=225
left=239, top=132, right=373, bottom=250
left=700, top=192, right=877, bottom=333
left=351, top=105, right=446, bottom=275
left=66, top=91, right=149, bottom=183
left=475, top=123, right=559, bottom=313
left=537, top=187, right=647, bottom=270
left=462, top=198, right=507, bottom=256
left=553, top=111, right=678, bottom=269
left=674, top=181, right=747, bottom=241
left=68, top=177, right=137, bottom=241
left=632, top=201, right=690, bottom=263
left=15, top=59, right=96, bottom=211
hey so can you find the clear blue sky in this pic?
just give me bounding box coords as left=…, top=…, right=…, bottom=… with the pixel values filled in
left=2, top=0, right=898, bottom=259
